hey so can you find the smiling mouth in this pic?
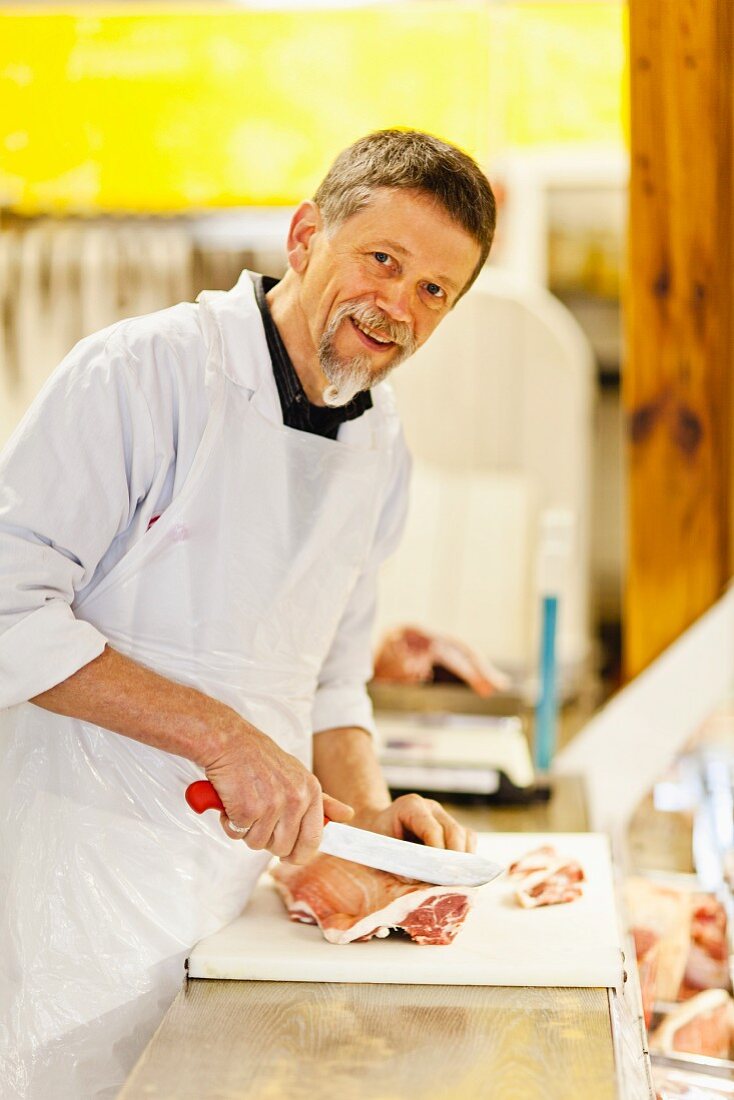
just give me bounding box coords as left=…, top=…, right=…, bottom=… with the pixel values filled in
left=349, top=316, right=396, bottom=351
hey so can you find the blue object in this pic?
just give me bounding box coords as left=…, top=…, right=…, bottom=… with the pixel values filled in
left=535, top=594, right=558, bottom=772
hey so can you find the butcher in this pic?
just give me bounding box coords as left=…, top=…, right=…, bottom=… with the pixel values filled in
left=0, top=128, right=496, bottom=1098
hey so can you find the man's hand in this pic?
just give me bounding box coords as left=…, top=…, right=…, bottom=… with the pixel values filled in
left=350, top=793, right=476, bottom=854
left=29, top=646, right=353, bottom=866
left=204, top=721, right=353, bottom=863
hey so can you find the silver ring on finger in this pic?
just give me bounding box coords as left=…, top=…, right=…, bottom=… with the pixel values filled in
left=228, top=820, right=252, bottom=836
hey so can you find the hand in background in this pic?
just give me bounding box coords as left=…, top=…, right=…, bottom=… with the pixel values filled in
left=373, top=625, right=510, bottom=697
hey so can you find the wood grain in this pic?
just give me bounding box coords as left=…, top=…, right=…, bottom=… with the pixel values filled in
left=625, top=0, right=734, bottom=677
left=119, top=981, right=617, bottom=1100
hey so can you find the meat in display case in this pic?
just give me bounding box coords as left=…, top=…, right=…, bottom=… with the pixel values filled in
left=625, top=717, right=734, bottom=1097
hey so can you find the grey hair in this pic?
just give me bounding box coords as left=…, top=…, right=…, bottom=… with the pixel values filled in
left=313, top=129, right=497, bottom=295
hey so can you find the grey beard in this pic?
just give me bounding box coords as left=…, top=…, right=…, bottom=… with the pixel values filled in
left=318, top=301, right=416, bottom=408
left=321, top=358, right=373, bottom=408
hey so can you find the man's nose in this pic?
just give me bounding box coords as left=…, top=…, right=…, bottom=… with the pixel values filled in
left=375, top=284, right=412, bottom=325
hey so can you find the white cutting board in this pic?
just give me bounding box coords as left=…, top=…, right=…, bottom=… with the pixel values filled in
left=188, top=833, right=623, bottom=988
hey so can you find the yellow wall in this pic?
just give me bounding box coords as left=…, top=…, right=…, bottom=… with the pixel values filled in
left=499, top=3, right=626, bottom=147
left=0, top=2, right=625, bottom=214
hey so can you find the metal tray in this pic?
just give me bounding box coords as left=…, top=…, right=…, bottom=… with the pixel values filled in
left=652, top=1050, right=734, bottom=1081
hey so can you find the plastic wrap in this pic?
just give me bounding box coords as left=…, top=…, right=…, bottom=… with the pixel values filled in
left=1, top=279, right=396, bottom=1097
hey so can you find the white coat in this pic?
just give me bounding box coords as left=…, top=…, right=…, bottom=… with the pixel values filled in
left=0, top=273, right=410, bottom=1099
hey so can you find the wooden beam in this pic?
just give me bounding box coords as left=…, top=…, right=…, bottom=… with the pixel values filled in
left=624, top=0, right=734, bottom=678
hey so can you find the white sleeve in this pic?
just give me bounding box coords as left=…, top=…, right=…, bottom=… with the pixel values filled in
left=311, top=432, right=411, bottom=736
left=0, top=327, right=157, bottom=708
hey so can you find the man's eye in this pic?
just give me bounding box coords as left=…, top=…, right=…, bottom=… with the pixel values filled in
left=424, top=282, right=445, bottom=299
left=373, top=252, right=391, bottom=264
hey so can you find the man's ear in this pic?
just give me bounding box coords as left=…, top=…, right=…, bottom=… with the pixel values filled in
left=287, top=201, right=323, bottom=274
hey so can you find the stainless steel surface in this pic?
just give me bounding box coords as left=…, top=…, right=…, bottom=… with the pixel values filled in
left=651, top=1051, right=734, bottom=1080
left=608, top=989, right=656, bottom=1100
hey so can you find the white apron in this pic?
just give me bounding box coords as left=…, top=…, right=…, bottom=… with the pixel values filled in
left=0, top=283, right=392, bottom=1099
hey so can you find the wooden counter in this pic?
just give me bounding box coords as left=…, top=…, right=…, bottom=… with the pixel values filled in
left=120, top=981, right=617, bottom=1100
left=120, top=776, right=645, bottom=1099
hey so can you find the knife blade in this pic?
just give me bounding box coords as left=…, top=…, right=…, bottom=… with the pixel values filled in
left=318, top=819, right=504, bottom=887
left=185, top=780, right=504, bottom=888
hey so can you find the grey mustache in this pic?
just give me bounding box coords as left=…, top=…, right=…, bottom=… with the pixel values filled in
left=347, top=308, right=414, bottom=349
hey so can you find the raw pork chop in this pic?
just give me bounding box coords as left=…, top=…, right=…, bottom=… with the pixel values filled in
left=626, top=883, right=730, bottom=1009
left=372, top=625, right=510, bottom=697
left=508, top=845, right=559, bottom=878
left=678, top=894, right=731, bottom=999
left=625, top=877, right=692, bottom=1003
left=507, top=845, right=585, bottom=908
left=271, top=853, right=476, bottom=945
left=649, top=989, right=734, bottom=1059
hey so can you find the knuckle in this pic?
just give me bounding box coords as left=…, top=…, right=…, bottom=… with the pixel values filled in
left=305, top=774, right=321, bottom=799
left=247, top=794, right=268, bottom=819
left=283, top=789, right=301, bottom=812
left=286, top=776, right=316, bottom=809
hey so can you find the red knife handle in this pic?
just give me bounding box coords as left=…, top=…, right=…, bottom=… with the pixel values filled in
left=185, top=780, right=224, bottom=814
left=185, top=780, right=329, bottom=825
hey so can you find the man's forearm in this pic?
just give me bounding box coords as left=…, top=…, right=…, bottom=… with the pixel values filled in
left=312, top=726, right=391, bottom=816
left=30, top=644, right=235, bottom=768
left=30, top=646, right=354, bottom=859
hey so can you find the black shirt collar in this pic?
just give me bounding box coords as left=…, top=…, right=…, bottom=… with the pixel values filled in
left=252, top=274, right=373, bottom=440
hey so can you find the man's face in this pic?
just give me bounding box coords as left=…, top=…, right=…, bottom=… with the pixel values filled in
left=291, top=188, right=482, bottom=406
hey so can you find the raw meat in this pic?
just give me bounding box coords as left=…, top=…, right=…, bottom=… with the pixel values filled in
left=649, top=989, right=734, bottom=1059
left=507, top=845, right=585, bottom=909
left=508, top=845, right=560, bottom=878
left=632, top=926, right=660, bottom=1028
left=633, top=926, right=659, bottom=958
left=625, top=878, right=692, bottom=1003
left=271, top=854, right=476, bottom=945
left=626, top=881, right=731, bottom=1009
left=372, top=625, right=510, bottom=697
left=678, top=895, right=730, bottom=1000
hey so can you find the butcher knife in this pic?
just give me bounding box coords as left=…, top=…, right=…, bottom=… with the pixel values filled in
left=185, top=780, right=504, bottom=888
